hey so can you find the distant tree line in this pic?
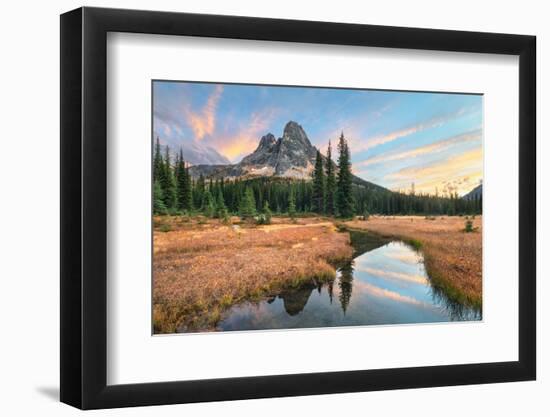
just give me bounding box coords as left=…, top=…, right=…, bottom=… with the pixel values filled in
left=153, top=134, right=482, bottom=218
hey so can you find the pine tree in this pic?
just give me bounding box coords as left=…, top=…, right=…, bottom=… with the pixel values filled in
left=262, top=200, right=272, bottom=225
left=215, top=186, right=228, bottom=219
left=239, top=187, right=256, bottom=219
left=153, top=137, right=168, bottom=215
left=288, top=188, right=297, bottom=221
left=153, top=179, right=167, bottom=214
left=175, top=150, right=193, bottom=212
left=182, top=164, right=193, bottom=211
left=194, top=174, right=205, bottom=209
left=336, top=132, right=354, bottom=218
left=325, top=140, right=336, bottom=216
left=312, top=150, right=326, bottom=214
left=153, top=137, right=163, bottom=182
left=161, top=146, right=177, bottom=210
left=201, top=189, right=215, bottom=218
left=175, top=150, right=185, bottom=210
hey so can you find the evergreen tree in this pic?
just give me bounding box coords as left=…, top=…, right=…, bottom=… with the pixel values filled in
left=153, top=179, right=167, bottom=214
left=194, top=174, right=205, bottom=209
left=175, top=150, right=193, bottom=212
left=153, top=137, right=171, bottom=213
left=262, top=200, right=272, bottom=225
left=239, top=187, right=256, bottom=219
left=325, top=140, right=336, bottom=216
left=201, top=189, right=215, bottom=218
left=288, top=188, right=297, bottom=221
left=182, top=164, right=193, bottom=211
left=336, top=132, right=354, bottom=218
left=161, top=146, right=177, bottom=210
left=153, top=137, right=163, bottom=182
left=215, top=186, right=228, bottom=219
left=312, top=150, right=326, bottom=214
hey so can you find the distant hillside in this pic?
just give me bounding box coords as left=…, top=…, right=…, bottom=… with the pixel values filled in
left=463, top=184, right=482, bottom=200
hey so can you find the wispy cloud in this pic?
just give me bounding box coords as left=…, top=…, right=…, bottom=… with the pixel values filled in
left=353, top=281, right=427, bottom=307
left=358, top=129, right=481, bottom=168
left=387, top=147, right=483, bottom=195
left=349, top=107, right=471, bottom=153
left=213, top=109, right=278, bottom=162
left=153, top=81, right=483, bottom=188
left=356, top=266, right=428, bottom=285
left=183, top=85, right=224, bottom=140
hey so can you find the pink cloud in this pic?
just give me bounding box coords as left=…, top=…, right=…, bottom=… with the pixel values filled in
left=357, top=129, right=481, bottom=168
left=212, top=109, right=278, bottom=162
left=183, top=85, right=223, bottom=140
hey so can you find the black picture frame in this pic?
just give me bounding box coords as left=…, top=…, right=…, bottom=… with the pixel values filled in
left=60, top=6, right=536, bottom=410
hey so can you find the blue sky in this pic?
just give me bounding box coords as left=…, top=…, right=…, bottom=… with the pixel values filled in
left=153, top=81, right=483, bottom=196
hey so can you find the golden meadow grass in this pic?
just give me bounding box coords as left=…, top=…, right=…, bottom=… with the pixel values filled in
left=153, top=215, right=481, bottom=333
left=153, top=216, right=353, bottom=333
left=344, top=215, right=482, bottom=308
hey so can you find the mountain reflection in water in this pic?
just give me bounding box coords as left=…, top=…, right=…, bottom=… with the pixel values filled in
left=217, top=231, right=481, bottom=331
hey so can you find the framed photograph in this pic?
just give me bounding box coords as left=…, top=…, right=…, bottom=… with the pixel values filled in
left=60, top=6, right=536, bottom=409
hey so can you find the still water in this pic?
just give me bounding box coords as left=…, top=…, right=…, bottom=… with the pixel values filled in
left=218, top=232, right=481, bottom=331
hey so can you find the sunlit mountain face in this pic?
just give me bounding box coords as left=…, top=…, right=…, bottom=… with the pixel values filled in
left=153, top=81, right=483, bottom=196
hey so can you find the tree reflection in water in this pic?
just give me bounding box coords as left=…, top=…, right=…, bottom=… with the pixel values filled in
left=338, top=262, right=354, bottom=315
left=216, top=230, right=482, bottom=332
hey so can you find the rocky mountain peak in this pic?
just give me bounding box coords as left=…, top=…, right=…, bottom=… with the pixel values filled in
left=237, top=121, right=317, bottom=177
left=240, top=133, right=277, bottom=166
left=282, top=121, right=312, bottom=147
left=187, top=120, right=390, bottom=194
left=258, top=133, right=276, bottom=149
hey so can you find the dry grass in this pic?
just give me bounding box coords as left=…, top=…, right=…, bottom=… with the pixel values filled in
left=153, top=216, right=353, bottom=333
left=344, top=215, right=482, bottom=308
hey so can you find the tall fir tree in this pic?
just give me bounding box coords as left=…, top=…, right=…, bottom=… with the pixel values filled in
left=182, top=164, right=193, bottom=211
left=288, top=188, right=297, bottom=221
left=262, top=200, right=272, bottom=224
left=201, top=189, right=215, bottom=218
left=175, top=149, right=193, bottom=212
left=215, top=186, right=228, bottom=219
left=153, top=179, right=167, bottom=214
left=336, top=132, right=354, bottom=218
left=160, top=145, right=177, bottom=210
left=312, top=150, right=326, bottom=214
left=239, top=187, right=257, bottom=219
left=153, top=137, right=163, bottom=182
left=194, top=174, right=205, bottom=209
left=325, top=140, right=336, bottom=216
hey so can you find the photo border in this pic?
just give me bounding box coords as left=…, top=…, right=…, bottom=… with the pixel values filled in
left=61, top=6, right=536, bottom=409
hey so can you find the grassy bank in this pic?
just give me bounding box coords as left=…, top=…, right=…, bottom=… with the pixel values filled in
left=344, top=216, right=482, bottom=309
left=153, top=216, right=353, bottom=333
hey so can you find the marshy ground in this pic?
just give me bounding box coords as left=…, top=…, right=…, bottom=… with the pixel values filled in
left=153, top=216, right=352, bottom=333
left=153, top=215, right=482, bottom=333
left=345, top=215, right=482, bottom=308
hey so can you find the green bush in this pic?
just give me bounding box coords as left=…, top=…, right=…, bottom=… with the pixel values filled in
left=464, top=219, right=474, bottom=233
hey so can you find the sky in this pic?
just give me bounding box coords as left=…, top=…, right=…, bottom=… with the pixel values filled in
left=153, top=81, right=483, bottom=196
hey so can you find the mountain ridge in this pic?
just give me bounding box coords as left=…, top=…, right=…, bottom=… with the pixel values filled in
left=462, top=183, right=482, bottom=200
left=188, top=121, right=389, bottom=193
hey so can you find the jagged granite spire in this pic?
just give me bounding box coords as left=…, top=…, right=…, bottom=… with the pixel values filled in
left=187, top=120, right=390, bottom=193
